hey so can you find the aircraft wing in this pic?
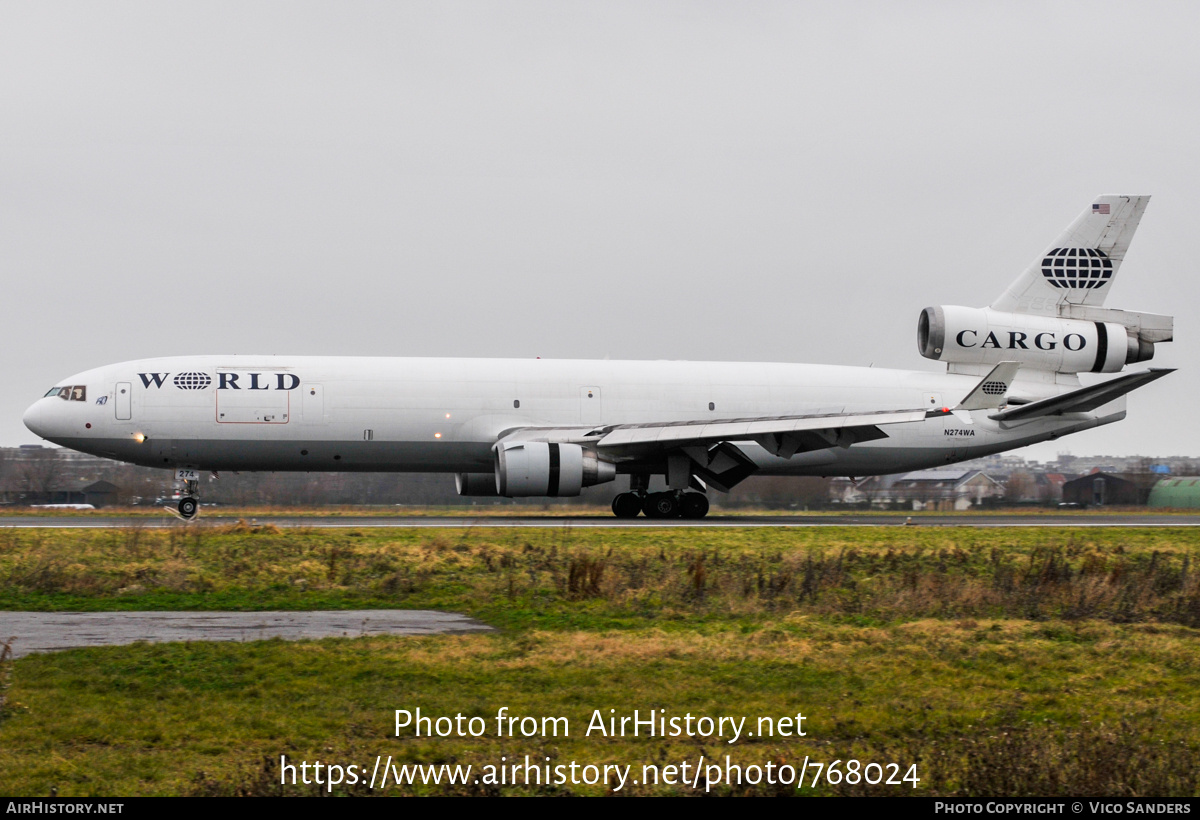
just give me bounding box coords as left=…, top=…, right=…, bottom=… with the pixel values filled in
left=988, top=368, right=1174, bottom=422
left=497, top=407, right=928, bottom=459
left=495, top=407, right=929, bottom=493
left=591, top=363, right=1023, bottom=453
left=593, top=408, right=928, bottom=453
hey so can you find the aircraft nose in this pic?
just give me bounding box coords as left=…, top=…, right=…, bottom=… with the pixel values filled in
left=23, top=399, right=53, bottom=439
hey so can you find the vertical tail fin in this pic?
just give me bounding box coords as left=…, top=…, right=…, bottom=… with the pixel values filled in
left=991, top=195, right=1150, bottom=315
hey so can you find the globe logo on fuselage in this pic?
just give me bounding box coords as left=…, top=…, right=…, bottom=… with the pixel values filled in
left=1041, top=247, right=1113, bottom=289
left=173, top=372, right=212, bottom=390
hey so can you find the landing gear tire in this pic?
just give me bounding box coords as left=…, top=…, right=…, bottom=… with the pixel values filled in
left=612, top=493, right=643, bottom=518
left=643, top=492, right=679, bottom=519
left=680, top=492, right=709, bottom=519
left=178, top=497, right=198, bottom=520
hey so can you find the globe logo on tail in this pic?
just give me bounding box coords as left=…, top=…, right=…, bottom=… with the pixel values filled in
left=1041, top=247, right=1113, bottom=289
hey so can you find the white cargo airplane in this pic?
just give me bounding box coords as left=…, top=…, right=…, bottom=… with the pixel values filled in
left=24, top=196, right=1174, bottom=519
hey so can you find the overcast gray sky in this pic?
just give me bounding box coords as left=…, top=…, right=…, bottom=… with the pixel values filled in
left=2, top=1, right=1195, bottom=462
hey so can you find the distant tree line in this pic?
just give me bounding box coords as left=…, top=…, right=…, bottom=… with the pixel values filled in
left=0, top=447, right=832, bottom=509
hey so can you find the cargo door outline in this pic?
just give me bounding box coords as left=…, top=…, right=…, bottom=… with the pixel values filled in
left=216, top=371, right=290, bottom=423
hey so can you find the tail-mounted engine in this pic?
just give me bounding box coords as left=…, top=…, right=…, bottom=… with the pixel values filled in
left=917, top=305, right=1168, bottom=374
left=457, top=441, right=617, bottom=498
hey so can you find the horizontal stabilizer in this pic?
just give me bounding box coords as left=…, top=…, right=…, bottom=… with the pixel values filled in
left=955, top=362, right=1020, bottom=411
left=989, top=368, right=1174, bottom=422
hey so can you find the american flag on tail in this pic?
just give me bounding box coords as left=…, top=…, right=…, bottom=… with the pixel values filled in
left=1093, top=203, right=1111, bottom=214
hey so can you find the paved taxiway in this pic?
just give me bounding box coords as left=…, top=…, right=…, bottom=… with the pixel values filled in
left=2, top=513, right=1199, bottom=528
left=0, top=610, right=494, bottom=658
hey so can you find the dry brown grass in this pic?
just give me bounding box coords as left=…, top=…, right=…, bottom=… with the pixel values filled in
left=4, top=527, right=1200, bottom=631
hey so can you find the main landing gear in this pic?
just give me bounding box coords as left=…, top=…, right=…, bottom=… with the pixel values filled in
left=611, top=490, right=709, bottom=519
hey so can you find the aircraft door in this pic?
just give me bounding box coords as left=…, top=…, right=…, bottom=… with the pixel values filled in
left=115, top=382, right=131, bottom=420
left=580, top=386, right=602, bottom=426
left=303, top=384, right=324, bottom=422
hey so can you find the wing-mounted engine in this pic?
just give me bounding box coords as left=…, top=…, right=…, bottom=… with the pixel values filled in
left=490, top=441, right=616, bottom=497
left=917, top=305, right=1170, bottom=374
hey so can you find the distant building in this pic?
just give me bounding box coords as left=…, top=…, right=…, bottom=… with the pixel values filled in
left=1061, top=472, right=1145, bottom=506
left=835, top=469, right=1004, bottom=510
left=890, top=470, right=1005, bottom=511
left=1, top=479, right=120, bottom=508
left=1038, top=472, right=1068, bottom=503
left=1148, top=477, right=1200, bottom=509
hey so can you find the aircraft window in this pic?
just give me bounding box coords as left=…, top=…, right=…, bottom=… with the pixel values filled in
left=55, top=385, right=87, bottom=402
left=45, top=387, right=62, bottom=398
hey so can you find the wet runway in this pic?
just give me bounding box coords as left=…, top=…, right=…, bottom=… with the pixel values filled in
left=0, top=610, right=494, bottom=658
left=2, top=513, right=1200, bottom=528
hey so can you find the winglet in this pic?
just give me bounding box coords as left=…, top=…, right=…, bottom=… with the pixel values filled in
left=954, top=362, right=1021, bottom=411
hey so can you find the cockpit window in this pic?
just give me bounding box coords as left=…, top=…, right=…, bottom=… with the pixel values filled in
left=51, top=385, right=87, bottom=402
left=45, top=387, right=61, bottom=397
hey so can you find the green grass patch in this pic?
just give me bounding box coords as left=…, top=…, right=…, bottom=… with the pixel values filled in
left=2, top=623, right=1198, bottom=795
left=1, top=525, right=1199, bottom=795
left=2, top=525, right=1200, bottom=629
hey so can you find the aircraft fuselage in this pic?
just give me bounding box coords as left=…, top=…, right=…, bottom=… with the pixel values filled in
left=22, top=354, right=1120, bottom=478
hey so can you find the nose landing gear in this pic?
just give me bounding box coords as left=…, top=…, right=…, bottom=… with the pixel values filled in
left=170, top=470, right=204, bottom=520
left=178, top=494, right=198, bottom=519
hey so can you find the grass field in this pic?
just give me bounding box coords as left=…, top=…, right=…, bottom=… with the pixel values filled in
left=1, top=523, right=1199, bottom=796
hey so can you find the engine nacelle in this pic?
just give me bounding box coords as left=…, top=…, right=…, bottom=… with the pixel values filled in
left=456, top=473, right=501, bottom=497
left=494, top=441, right=617, bottom=497
left=917, top=306, right=1153, bottom=373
